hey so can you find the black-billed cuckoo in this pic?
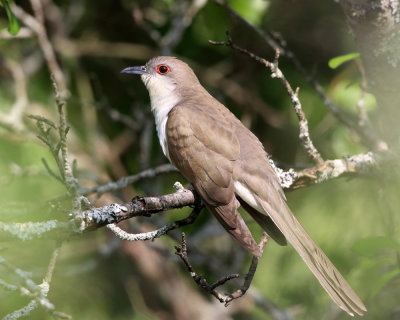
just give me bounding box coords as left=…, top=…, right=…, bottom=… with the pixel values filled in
left=121, top=56, right=366, bottom=316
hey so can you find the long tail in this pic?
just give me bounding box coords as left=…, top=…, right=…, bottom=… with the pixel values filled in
left=256, top=196, right=367, bottom=316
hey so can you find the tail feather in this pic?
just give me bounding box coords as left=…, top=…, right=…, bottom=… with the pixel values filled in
left=256, top=196, right=366, bottom=316
left=238, top=196, right=287, bottom=246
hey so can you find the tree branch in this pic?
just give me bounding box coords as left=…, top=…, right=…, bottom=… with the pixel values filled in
left=289, top=151, right=380, bottom=190
left=75, top=150, right=383, bottom=234
left=79, top=163, right=177, bottom=196
left=0, top=150, right=382, bottom=243
left=80, top=150, right=381, bottom=232
left=78, top=185, right=198, bottom=231
left=210, top=32, right=324, bottom=165
left=212, top=0, right=387, bottom=151
left=106, top=202, right=201, bottom=241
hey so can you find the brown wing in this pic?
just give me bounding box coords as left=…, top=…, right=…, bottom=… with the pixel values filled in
left=232, top=120, right=287, bottom=245
left=166, top=103, right=261, bottom=256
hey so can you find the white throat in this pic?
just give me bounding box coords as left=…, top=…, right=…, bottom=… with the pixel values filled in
left=142, top=75, right=179, bottom=161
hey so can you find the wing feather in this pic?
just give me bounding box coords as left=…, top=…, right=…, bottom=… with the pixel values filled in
left=166, top=103, right=260, bottom=256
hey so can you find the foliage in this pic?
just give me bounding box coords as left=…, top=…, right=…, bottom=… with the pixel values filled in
left=0, top=0, right=19, bottom=35
left=328, top=53, right=360, bottom=69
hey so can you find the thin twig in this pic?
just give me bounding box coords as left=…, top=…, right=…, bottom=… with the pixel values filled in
left=210, top=33, right=324, bottom=165
left=160, top=0, right=207, bottom=54
left=52, top=77, right=78, bottom=196
left=132, top=0, right=207, bottom=55
left=79, top=163, right=177, bottom=196
left=44, top=245, right=61, bottom=284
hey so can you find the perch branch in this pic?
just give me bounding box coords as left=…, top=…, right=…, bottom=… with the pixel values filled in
left=78, top=151, right=381, bottom=233
left=2, top=151, right=381, bottom=241
left=107, top=203, right=202, bottom=241
left=79, top=186, right=198, bottom=231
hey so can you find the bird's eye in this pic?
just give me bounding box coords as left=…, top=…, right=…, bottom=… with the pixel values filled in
left=156, top=64, right=171, bottom=75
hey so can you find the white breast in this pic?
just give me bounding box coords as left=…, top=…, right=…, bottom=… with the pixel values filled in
left=142, top=75, right=180, bottom=161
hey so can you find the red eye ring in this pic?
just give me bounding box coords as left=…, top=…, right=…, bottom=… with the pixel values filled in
left=156, top=64, right=171, bottom=75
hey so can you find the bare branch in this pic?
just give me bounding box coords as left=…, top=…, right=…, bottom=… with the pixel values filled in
left=210, top=33, right=324, bottom=165
left=52, top=77, right=79, bottom=196
left=43, top=245, right=61, bottom=284
left=79, top=187, right=198, bottom=231
left=106, top=204, right=201, bottom=241
left=0, top=147, right=381, bottom=241
left=0, top=253, right=70, bottom=319
left=53, top=37, right=157, bottom=60
left=11, top=1, right=79, bottom=199
left=0, top=60, right=29, bottom=131
left=70, top=150, right=383, bottom=237
left=11, top=2, right=67, bottom=95
left=132, top=0, right=207, bottom=55
left=212, top=0, right=387, bottom=151
left=2, top=151, right=380, bottom=241
left=289, top=151, right=379, bottom=190
left=160, top=0, right=207, bottom=53
left=79, top=163, right=177, bottom=196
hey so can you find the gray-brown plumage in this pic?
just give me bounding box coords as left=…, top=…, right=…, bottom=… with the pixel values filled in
left=121, top=56, right=367, bottom=316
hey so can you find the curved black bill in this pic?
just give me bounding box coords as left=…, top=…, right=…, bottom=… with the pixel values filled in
left=120, top=66, right=146, bottom=75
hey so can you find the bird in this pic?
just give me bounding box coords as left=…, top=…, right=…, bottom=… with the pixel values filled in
left=121, top=56, right=367, bottom=316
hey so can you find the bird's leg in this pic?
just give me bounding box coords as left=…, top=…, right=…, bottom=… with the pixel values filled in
left=174, top=232, right=270, bottom=306
left=224, top=232, right=269, bottom=305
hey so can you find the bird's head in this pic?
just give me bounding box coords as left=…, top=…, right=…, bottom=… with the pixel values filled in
left=121, top=56, right=200, bottom=97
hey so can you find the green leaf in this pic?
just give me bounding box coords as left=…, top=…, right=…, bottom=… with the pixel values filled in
left=1, top=0, right=20, bottom=35
left=351, top=236, right=400, bottom=257
left=230, top=0, right=269, bottom=25
left=328, top=52, right=360, bottom=69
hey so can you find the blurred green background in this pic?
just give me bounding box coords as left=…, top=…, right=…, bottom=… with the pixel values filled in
left=0, top=0, right=399, bottom=319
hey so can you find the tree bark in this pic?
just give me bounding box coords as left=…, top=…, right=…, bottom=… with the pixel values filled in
left=340, top=0, right=400, bottom=146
